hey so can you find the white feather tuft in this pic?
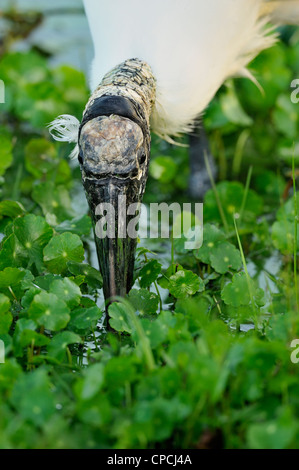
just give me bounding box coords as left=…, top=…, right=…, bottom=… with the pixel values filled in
left=48, top=114, right=80, bottom=160
left=48, top=114, right=80, bottom=143
left=69, top=144, right=80, bottom=160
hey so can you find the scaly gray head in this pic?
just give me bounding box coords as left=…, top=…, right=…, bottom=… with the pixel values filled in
left=78, top=59, right=156, bottom=307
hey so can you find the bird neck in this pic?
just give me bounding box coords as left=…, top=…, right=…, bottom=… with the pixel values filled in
left=83, top=58, right=156, bottom=136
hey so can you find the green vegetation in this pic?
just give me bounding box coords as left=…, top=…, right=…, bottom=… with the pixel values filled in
left=0, top=26, right=299, bottom=449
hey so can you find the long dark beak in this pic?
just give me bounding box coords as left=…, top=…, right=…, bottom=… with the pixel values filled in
left=79, top=114, right=149, bottom=307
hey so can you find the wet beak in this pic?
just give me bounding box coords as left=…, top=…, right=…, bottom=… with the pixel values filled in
left=79, top=115, right=149, bottom=306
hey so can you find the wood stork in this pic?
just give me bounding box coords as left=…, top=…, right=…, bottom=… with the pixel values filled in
left=49, top=0, right=299, bottom=306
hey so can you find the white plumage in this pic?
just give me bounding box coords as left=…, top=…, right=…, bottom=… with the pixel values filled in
left=83, top=0, right=299, bottom=140
left=49, top=0, right=299, bottom=148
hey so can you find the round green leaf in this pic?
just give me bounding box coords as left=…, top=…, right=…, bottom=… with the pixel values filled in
left=139, top=260, right=162, bottom=288
left=128, top=289, right=159, bottom=315
left=194, top=224, right=226, bottom=264
left=28, top=292, right=70, bottom=331
left=210, top=241, right=242, bottom=274
left=13, top=214, right=53, bottom=272
left=168, top=270, right=201, bottom=299
left=69, top=305, right=102, bottom=332
left=47, top=331, right=82, bottom=361
left=49, top=277, right=81, bottom=309
left=108, top=302, right=132, bottom=333
left=43, top=233, right=85, bottom=274
left=221, top=272, right=251, bottom=307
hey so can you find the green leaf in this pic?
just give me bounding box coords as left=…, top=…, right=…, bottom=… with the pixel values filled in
left=272, top=220, right=299, bottom=254
left=28, top=292, right=70, bottom=331
left=128, top=289, right=159, bottom=315
left=32, top=182, right=74, bottom=224
left=56, top=215, right=92, bottom=237
left=221, top=272, right=250, bottom=307
left=43, top=233, right=85, bottom=274
left=0, top=267, right=26, bottom=299
left=75, top=394, right=111, bottom=427
left=276, top=193, right=299, bottom=222
left=139, top=259, right=162, bottom=288
left=168, top=270, right=201, bottom=299
left=194, top=224, right=226, bottom=264
left=209, top=241, right=242, bottom=274
left=0, top=234, right=27, bottom=271
left=149, top=156, right=178, bottom=183
left=25, top=138, right=57, bottom=179
left=49, top=277, right=81, bottom=309
left=105, top=356, right=138, bottom=388
left=0, top=135, right=13, bottom=176
left=139, top=318, right=168, bottom=349
left=273, top=94, right=298, bottom=139
left=0, top=267, right=25, bottom=289
left=0, top=200, right=25, bottom=219
left=13, top=318, right=37, bottom=357
left=67, top=261, right=103, bottom=289
left=0, top=358, right=22, bottom=394
left=76, top=363, right=105, bottom=401
left=34, top=274, right=63, bottom=291
left=0, top=294, right=12, bottom=334
left=10, top=368, right=56, bottom=427
left=69, top=305, right=102, bottom=332
left=247, top=408, right=297, bottom=449
left=12, top=214, right=53, bottom=272
left=204, top=182, right=263, bottom=226
left=21, top=288, right=42, bottom=311
left=47, top=331, right=82, bottom=361
left=108, top=302, right=132, bottom=333
left=221, top=272, right=265, bottom=308
left=19, top=329, right=50, bottom=349
left=157, top=264, right=184, bottom=289
left=220, top=84, right=253, bottom=127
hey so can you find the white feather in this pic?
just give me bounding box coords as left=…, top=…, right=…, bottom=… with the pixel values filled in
left=83, top=0, right=299, bottom=140
left=48, top=114, right=80, bottom=159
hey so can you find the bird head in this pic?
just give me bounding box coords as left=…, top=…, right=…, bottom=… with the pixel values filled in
left=78, top=59, right=156, bottom=307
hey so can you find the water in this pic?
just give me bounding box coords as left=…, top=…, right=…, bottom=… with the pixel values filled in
left=2, top=0, right=93, bottom=75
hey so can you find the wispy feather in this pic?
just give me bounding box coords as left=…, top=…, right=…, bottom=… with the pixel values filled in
left=48, top=114, right=80, bottom=159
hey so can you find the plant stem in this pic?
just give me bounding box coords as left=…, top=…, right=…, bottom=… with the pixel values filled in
left=12, top=163, right=23, bottom=201
left=232, top=129, right=250, bottom=177
left=66, top=347, right=72, bottom=366
left=239, top=165, right=253, bottom=221
left=234, top=216, right=257, bottom=324
left=154, top=280, right=163, bottom=312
